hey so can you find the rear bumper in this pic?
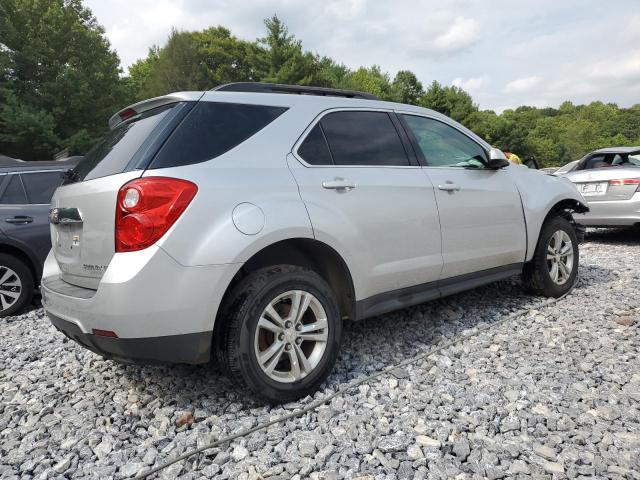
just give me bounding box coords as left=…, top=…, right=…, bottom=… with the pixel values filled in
left=41, top=245, right=241, bottom=364
left=48, top=313, right=211, bottom=365
left=576, top=193, right=640, bottom=226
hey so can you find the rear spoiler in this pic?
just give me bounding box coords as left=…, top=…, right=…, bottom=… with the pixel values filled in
left=108, top=92, right=204, bottom=130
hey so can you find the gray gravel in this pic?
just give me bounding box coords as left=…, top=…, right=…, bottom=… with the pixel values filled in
left=1, top=227, right=639, bottom=479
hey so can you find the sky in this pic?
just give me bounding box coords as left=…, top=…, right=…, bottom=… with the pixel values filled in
left=84, top=0, right=640, bottom=112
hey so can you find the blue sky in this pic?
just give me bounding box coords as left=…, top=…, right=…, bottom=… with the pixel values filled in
left=85, top=0, right=640, bottom=111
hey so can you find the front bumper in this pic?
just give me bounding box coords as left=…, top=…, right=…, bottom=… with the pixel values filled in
left=41, top=245, right=240, bottom=364
left=576, top=192, right=640, bottom=227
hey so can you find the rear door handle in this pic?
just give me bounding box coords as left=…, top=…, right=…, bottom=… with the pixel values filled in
left=5, top=216, right=33, bottom=224
left=437, top=182, right=461, bottom=192
left=322, top=179, right=357, bottom=191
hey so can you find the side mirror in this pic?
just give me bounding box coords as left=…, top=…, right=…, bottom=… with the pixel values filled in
left=487, top=148, right=510, bottom=169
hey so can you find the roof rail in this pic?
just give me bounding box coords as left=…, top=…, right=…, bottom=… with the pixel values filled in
left=211, top=82, right=379, bottom=100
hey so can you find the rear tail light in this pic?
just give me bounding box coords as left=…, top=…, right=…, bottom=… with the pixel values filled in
left=115, top=177, right=197, bottom=252
left=609, top=178, right=640, bottom=192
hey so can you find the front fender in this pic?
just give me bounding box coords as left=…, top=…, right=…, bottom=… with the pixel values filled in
left=508, top=166, right=588, bottom=261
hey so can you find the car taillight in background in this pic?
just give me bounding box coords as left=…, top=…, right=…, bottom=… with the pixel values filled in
left=115, top=177, right=198, bottom=252
left=609, top=178, right=640, bottom=191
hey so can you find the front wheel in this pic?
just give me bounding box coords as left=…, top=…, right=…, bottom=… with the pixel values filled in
left=523, top=216, right=579, bottom=297
left=216, top=265, right=342, bottom=403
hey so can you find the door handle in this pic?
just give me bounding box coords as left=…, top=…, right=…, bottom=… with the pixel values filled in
left=322, top=179, right=357, bottom=191
left=437, top=182, right=461, bottom=192
left=5, top=216, right=33, bottom=224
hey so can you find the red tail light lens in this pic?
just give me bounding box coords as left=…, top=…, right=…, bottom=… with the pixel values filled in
left=115, top=177, right=197, bottom=252
left=609, top=178, right=640, bottom=192
left=609, top=178, right=640, bottom=186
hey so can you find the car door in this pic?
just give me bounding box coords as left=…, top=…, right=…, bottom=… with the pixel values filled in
left=288, top=109, right=443, bottom=306
left=399, top=113, right=527, bottom=279
left=0, top=170, right=63, bottom=265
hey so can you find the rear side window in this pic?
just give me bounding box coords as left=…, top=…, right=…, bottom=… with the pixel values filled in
left=151, top=102, right=288, bottom=169
left=72, top=104, right=177, bottom=182
left=298, top=124, right=333, bottom=165
left=1, top=175, right=27, bottom=204
left=21, top=171, right=63, bottom=204
left=319, top=111, right=409, bottom=166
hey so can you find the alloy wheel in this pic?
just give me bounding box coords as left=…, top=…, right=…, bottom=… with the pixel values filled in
left=546, top=230, right=574, bottom=285
left=0, top=266, right=22, bottom=312
left=254, top=290, right=329, bottom=383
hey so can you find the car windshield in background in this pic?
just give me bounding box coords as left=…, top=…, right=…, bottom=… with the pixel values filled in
left=67, top=104, right=177, bottom=183
left=582, top=152, right=640, bottom=170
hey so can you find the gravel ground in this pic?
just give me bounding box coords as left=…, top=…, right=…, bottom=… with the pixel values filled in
left=1, top=228, right=639, bottom=480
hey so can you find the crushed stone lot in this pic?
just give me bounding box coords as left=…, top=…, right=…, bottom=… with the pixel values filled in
left=1, top=228, right=639, bottom=480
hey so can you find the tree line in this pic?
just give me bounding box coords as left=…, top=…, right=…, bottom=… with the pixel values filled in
left=2, top=0, right=639, bottom=165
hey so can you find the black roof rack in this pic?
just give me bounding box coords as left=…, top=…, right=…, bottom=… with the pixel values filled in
left=212, top=82, right=379, bottom=100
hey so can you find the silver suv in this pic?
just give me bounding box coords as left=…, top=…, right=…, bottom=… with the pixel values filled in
left=42, top=83, right=588, bottom=402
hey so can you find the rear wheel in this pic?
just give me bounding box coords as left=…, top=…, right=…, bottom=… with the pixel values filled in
left=0, top=253, right=34, bottom=317
left=216, top=265, right=342, bottom=403
left=523, top=216, right=579, bottom=297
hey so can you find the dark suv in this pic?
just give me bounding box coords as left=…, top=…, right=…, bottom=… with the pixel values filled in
left=0, top=159, right=77, bottom=316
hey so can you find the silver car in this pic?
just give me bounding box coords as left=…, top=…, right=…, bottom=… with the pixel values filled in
left=41, top=83, right=588, bottom=402
left=556, top=147, right=640, bottom=227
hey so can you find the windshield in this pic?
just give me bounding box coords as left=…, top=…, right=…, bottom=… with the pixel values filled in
left=555, top=160, right=579, bottom=175
left=67, top=104, right=176, bottom=183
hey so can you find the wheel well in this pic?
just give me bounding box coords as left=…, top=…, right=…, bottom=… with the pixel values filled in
left=544, top=199, right=589, bottom=223
left=220, top=239, right=356, bottom=320
left=0, top=244, right=38, bottom=285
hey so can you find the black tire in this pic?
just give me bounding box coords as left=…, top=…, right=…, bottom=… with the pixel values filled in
left=523, top=216, right=579, bottom=297
left=0, top=253, right=34, bottom=318
left=215, top=265, right=342, bottom=403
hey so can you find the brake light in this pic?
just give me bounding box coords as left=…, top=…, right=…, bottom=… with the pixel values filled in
left=119, top=108, right=137, bottom=122
left=609, top=178, right=640, bottom=186
left=115, top=177, right=197, bottom=252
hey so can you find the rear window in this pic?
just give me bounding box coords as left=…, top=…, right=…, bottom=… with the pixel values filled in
left=70, top=104, right=177, bottom=182
left=150, top=102, right=288, bottom=169
left=21, top=171, right=63, bottom=204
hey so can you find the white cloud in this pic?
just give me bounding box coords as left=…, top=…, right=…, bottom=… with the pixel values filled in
left=433, top=17, right=481, bottom=53
left=505, top=76, right=543, bottom=93
left=452, top=76, right=487, bottom=92
left=84, top=0, right=640, bottom=110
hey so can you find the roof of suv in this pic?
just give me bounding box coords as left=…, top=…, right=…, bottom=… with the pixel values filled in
left=110, top=83, right=491, bottom=150
left=0, top=158, right=80, bottom=174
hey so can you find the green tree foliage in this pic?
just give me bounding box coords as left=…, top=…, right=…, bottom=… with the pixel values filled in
left=419, top=81, right=477, bottom=124
left=391, top=70, right=424, bottom=105
left=0, top=0, right=129, bottom=159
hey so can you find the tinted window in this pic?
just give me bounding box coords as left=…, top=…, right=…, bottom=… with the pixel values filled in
left=402, top=115, right=487, bottom=168
left=320, top=111, right=409, bottom=166
left=22, top=171, right=63, bottom=204
left=151, top=102, right=288, bottom=169
left=72, top=104, right=177, bottom=182
left=298, top=124, right=333, bottom=165
left=0, top=175, right=27, bottom=204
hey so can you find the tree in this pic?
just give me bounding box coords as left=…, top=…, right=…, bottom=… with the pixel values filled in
left=0, top=0, right=129, bottom=159
left=255, top=15, right=320, bottom=85
left=391, top=70, right=423, bottom=105
left=419, top=81, right=477, bottom=124
left=339, top=66, right=392, bottom=99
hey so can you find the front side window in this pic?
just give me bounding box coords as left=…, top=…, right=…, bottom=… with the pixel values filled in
left=151, top=102, right=288, bottom=169
left=319, top=111, right=410, bottom=166
left=21, top=171, right=63, bottom=204
left=0, top=175, right=27, bottom=204
left=402, top=115, right=487, bottom=168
